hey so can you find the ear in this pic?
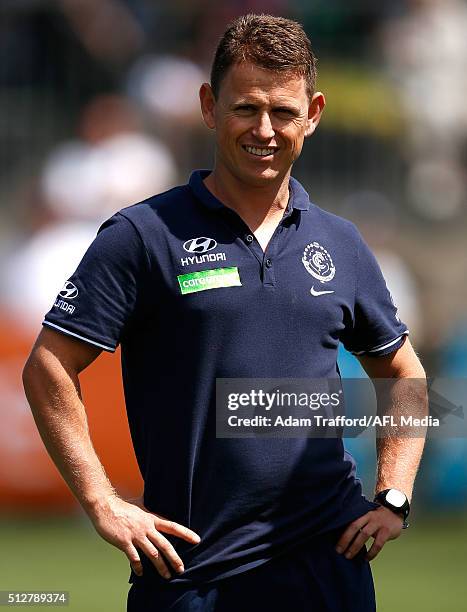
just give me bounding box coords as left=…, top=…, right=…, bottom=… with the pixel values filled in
left=304, top=92, right=325, bottom=138
left=199, top=83, right=217, bottom=130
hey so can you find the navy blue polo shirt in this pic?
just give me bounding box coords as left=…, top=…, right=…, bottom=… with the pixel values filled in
left=43, top=170, right=408, bottom=585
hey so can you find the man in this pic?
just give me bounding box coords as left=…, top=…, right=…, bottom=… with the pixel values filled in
left=23, top=14, right=426, bottom=612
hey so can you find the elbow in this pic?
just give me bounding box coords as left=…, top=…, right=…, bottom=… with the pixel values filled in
left=400, top=361, right=426, bottom=380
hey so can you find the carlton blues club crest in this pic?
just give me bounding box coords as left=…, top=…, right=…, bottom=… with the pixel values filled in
left=302, top=242, right=336, bottom=283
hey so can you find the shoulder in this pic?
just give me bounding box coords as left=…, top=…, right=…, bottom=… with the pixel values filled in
left=94, top=184, right=196, bottom=252
left=311, top=205, right=360, bottom=236
left=117, top=184, right=194, bottom=229
left=309, top=203, right=364, bottom=247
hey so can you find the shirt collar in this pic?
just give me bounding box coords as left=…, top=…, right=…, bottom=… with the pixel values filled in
left=188, top=169, right=311, bottom=212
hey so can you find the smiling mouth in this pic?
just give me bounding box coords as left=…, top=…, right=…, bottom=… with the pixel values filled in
left=242, top=145, right=279, bottom=157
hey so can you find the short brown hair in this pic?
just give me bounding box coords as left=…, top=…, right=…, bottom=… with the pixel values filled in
left=210, top=14, right=317, bottom=100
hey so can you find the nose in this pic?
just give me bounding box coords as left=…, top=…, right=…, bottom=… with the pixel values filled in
left=251, top=111, right=275, bottom=141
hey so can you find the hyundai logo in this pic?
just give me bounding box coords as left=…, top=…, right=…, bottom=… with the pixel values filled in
left=59, top=281, right=79, bottom=300
left=183, top=237, right=217, bottom=254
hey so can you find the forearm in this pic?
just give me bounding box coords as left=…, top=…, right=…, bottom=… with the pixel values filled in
left=375, top=377, right=428, bottom=501
left=375, top=437, right=425, bottom=501
left=23, top=350, right=116, bottom=516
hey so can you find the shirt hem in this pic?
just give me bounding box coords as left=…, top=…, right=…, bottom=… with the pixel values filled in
left=42, top=320, right=116, bottom=352
left=351, top=331, right=409, bottom=356
left=140, top=499, right=379, bottom=587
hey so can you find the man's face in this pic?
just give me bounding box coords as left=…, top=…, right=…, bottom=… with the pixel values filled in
left=200, top=61, right=325, bottom=187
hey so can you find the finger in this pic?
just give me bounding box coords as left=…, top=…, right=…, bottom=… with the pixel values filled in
left=147, top=531, right=185, bottom=574
left=366, top=530, right=389, bottom=561
left=139, top=538, right=172, bottom=579
left=154, top=517, right=201, bottom=544
left=344, top=525, right=376, bottom=559
left=335, top=515, right=371, bottom=553
left=125, top=543, right=143, bottom=577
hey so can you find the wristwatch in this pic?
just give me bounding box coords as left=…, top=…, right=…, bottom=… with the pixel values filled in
left=374, top=488, right=410, bottom=529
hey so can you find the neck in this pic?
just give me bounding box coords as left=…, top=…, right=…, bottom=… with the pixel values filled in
left=203, top=164, right=291, bottom=231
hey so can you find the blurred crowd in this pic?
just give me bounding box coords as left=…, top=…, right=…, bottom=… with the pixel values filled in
left=0, top=0, right=466, bottom=511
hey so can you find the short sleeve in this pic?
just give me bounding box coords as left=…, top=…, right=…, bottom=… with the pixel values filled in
left=42, top=212, right=149, bottom=352
left=341, top=233, right=409, bottom=357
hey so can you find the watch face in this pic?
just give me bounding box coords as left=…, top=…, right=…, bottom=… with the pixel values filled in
left=387, top=489, right=406, bottom=508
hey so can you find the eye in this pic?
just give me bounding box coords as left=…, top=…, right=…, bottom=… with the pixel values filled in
left=235, top=105, right=256, bottom=112
left=275, top=108, right=295, bottom=117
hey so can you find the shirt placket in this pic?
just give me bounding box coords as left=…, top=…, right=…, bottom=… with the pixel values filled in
left=233, top=207, right=295, bottom=287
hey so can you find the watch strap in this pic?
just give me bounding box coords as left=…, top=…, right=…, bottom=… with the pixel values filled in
left=374, top=488, right=410, bottom=524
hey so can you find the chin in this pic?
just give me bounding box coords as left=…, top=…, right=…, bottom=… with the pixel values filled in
left=240, top=167, right=281, bottom=186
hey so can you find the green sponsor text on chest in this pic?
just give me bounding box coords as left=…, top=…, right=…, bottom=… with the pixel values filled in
left=177, top=267, right=242, bottom=295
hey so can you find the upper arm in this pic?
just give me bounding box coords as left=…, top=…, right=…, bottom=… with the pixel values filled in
left=357, top=336, right=425, bottom=379
left=24, top=327, right=102, bottom=380
left=340, top=230, right=409, bottom=358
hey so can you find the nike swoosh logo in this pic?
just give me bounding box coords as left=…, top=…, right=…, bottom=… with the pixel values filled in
left=310, top=286, right=334, bottom=297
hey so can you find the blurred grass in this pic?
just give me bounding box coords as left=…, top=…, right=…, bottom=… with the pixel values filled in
left=372, top=514, right=467, bottom=611
left=0, top=514, right=466, bottom=611
left=0, top=516, right=129, bottom=611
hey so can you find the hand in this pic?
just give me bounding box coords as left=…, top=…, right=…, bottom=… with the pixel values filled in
left=335, top=506, right=404, bottom=561
left=89, top=494, right=201, bottom=579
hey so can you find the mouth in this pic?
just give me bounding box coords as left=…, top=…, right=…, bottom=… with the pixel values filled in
left=242, top=145, right=279, bottom=158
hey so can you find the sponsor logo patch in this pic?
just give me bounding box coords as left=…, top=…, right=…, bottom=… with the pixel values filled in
left=178, top=267, right=241, bottom=295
